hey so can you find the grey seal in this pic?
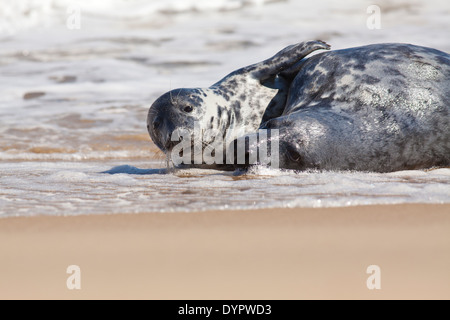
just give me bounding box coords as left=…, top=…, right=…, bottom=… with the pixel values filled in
left=147, top=41, right=450, bottom=172
left=147, top=40, right=329, bottom=153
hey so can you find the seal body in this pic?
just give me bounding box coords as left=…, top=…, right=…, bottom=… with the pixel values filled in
left=148, top=41, right=450, bottom=172
left=260, top=43, right=450, bottom=171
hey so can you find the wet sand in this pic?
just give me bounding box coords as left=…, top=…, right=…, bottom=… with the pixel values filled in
left=0, top=204, right=449, bottom=300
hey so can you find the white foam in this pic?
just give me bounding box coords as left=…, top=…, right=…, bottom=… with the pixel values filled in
left=0, top=161, right=448, bottom=217
left=49, top=171, right=89, bottom=181
left=0, top=0, right=280, bottom=35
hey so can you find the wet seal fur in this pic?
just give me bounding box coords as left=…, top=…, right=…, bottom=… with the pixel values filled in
left=148, top=41, right=450, bottom=172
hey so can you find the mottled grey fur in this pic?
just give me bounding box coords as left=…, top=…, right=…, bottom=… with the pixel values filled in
left=147, top=40, right=329, bottom=155
left=148, top=41, right=450, bottom=172
left=260, top=43, right=450, bottom=171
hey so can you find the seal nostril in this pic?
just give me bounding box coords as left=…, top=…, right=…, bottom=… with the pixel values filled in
left=152, top=116, right=162, bottom=130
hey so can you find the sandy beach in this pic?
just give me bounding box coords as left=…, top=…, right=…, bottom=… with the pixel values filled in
left=1, top=204, right=449, bottom=300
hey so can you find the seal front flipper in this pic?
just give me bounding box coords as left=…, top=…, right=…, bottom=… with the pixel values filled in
left=256, top=41, right=330, bottom=123
left=248, top=40, right=330, bottom=82
left=209, top=40, right=331, bottom=131
left=215, top=40, right=331, bottom=87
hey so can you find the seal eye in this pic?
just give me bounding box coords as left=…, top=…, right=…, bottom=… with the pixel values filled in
left=183, top=106, right=193, bottom=113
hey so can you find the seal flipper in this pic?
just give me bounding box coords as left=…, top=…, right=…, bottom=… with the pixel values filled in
left=259, top=74, right=291, bottom=123
left=249, top=40, right=330, bottom=82
left=211, top=40, right=331, bottom=128
left=213, top=40, right=331, bottom=87
left=255, top=41, right=330, bottom=123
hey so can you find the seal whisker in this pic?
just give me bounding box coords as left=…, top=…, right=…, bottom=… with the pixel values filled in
left=176, top=88, right=183, bottom=102
left=169, top=90, right=174, bottom=104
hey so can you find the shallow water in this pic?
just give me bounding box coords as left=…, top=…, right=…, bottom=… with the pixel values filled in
left=0, top=0, right=449, bottom=217
left=0, top=161, right=449, bottom=217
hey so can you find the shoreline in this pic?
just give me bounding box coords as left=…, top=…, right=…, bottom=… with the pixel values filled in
left=1, top=204, right=449, bottom=299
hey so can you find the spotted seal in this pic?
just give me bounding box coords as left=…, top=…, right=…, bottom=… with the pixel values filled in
left=147, top=40, right=329, bottom=155
left=148, top=41, right=450, bottom=172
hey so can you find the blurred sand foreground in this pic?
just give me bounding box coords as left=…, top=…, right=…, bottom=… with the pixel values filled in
left=0, top=204, right=449, bottom=300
